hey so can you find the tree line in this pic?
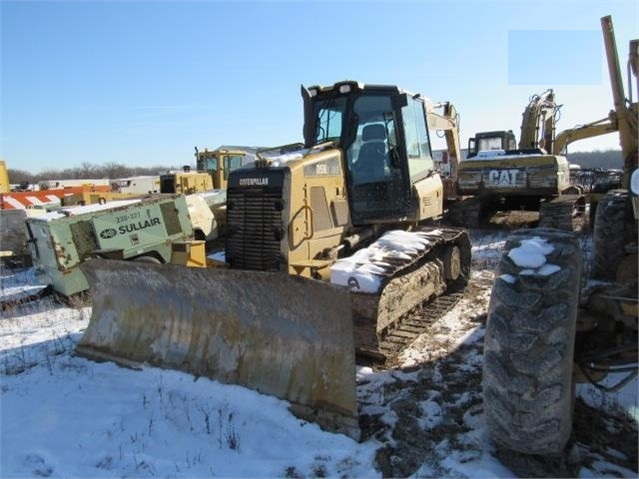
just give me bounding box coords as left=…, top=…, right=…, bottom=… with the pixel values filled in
left=563, top=149, right=622, bottom=169
left=7, top=161, right=188, bottom=187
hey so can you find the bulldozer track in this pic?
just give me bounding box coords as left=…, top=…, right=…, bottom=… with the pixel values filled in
left=353, top=227, right=471, bottom=366
left=377, top=289, right=466, bottom=365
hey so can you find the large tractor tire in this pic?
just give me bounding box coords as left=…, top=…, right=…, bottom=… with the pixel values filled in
left=591, top=190, right=628, bottom=280
left=482, top=228, right=583, bottom=455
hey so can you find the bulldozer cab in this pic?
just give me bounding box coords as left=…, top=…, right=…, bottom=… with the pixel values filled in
left=302, top=81, right=438, bottom=225
left=467, top=130, right=517, bottom=158
left=195, top=148, right=248, bottom=189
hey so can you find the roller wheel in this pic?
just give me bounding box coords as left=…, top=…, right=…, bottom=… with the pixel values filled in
left=443, top=245, right=461, bottom=282
left=482, top=228, right=583, bottom=454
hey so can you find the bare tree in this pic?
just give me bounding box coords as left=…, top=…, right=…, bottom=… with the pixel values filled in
left=6, top=169, right=35, bottom=186
left=101, top=162, right=129, bottom=179
left=79, top=162, right=98, bottom=179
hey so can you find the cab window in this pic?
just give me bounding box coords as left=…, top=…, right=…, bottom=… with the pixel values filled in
left=401, top=97, right=434, bottom=179
left=223, top=155, right=244, bottom=179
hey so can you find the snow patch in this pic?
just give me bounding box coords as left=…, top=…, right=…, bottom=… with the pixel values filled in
left=508, top=236, right=554, bottom=269
left=330, top=230, right=432, bottom=293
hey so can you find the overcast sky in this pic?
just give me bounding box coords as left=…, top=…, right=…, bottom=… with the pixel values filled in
left=2, top=0, right=638, bottom=174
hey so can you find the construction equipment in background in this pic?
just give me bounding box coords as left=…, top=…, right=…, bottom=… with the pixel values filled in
left=466, top=89, right=558, bottom=159
left=76, top=80, right=472, bottom=440
left=158, top=147, right=251, bottom=195
left=451, top=89, right=587, bottom=230
left=550, top=31, right=638, bottom=215
left=25, top=195, right=199, bottom=297
left=1, top=184, right=112, bottom=210
left=51, top=178, right=220, bottom=244
left=60, top=190, right=149, bottom=206
left=38, top=178, right=112, bottom=189
left=482, top=14, right=637, bottom=456
left=110, top=175, right=161, bottom=194
left=159, top=165, right=213, bottom=195
left=194, top=147, right=251, bottom=190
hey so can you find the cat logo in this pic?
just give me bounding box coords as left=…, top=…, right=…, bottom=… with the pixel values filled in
left=488, top=169, right=520, bottom=186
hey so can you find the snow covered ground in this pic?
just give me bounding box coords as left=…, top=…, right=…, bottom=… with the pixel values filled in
left=1, top=230, right=637, bottom=478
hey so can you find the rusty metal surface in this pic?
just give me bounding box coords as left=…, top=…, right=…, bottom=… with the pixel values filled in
left=76, top=259, right=359, bottom=439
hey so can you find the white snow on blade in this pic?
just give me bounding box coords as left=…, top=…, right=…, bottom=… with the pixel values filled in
left=508, top=236, right=554, bottom=269
left=500, top=274, right=516, bottom=284
left=330, top=230, right=432, bottom=293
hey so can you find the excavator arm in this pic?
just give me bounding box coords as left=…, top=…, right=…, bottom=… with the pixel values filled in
left=427, top=101, right=461, bottom=200
left=602, top=15, right=638, bottom=182
left=518, top=89, right=560, bottom=151
left=552, top=17, right=637, bottom=183
left=427, top=102, right=461, bottom=172
left=552, top=113, right=619, bottom=155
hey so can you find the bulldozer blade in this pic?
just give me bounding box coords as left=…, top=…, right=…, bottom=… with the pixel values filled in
left=76, top=260, right=360, bottom=440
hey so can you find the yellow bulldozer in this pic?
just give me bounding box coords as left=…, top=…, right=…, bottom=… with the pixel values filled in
left=482, top=14, right=638, bottom=456
left=75, top=80, right=472, bottom=440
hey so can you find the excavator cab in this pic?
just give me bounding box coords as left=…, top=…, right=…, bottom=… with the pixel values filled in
left=466, top=130, right=517, bottom=158
left=302, top=81, right=440, bottom=225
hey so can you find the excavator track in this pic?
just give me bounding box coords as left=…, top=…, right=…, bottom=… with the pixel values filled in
left=539, top=194, right=587, bottom=231
left=348, top=227, right=471, bottom=360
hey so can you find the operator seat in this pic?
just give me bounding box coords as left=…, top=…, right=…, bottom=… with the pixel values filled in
left=355, top=124, right=388, bottom=182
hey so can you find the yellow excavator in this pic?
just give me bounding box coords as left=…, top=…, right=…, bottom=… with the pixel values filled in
left=465, top=89, right=557, bottom=159
left=75, top=81, right=472, bottom=440
left=453, top=89, right=586, bottom=230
